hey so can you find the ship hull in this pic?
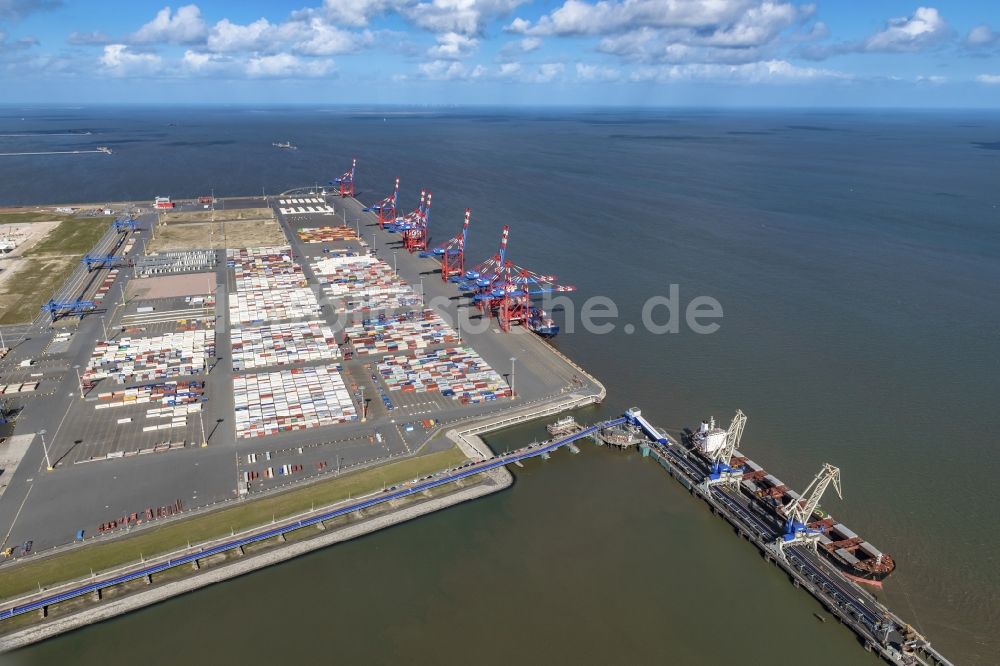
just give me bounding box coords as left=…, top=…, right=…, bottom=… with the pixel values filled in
left=530, top=324, right=559, bottom=338
left=821, top=552, right=895, bottom=585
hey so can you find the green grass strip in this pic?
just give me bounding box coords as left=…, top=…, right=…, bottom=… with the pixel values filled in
left=0, top=446, right=467, bottom=602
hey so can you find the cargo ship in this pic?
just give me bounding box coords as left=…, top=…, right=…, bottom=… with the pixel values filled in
left=688, top=418, right=896, bottom=586
left=527, top=307, right=559, bottom=337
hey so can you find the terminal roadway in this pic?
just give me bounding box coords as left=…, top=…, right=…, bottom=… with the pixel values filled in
left=0, top=416, right=626, bottom=620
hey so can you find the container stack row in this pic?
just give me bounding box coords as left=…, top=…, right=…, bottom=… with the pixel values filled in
left=297, top=226, right=359, bottom=243
left=311, top=254, right=418, bottom=314
left=228, top=246, right=355, bottom=440
left=0, top=382, right=38, bottom=394
left=377, top=346, right=509, bottom=404
left=227, top=246, right=308, bottom=292
left=231, top=320, right=341, bottom=371
left=84, top=329, right=215, bottom=384
left=141, top=403, right=202, bottom=432
left=136, top=250, right=217, bottom=277
left=345, top=309, right=459, bottom=356
left=228, top=288, right=321, bottom=324
left=93, top=269, right=120, bottom=302
left=234, top=364, right=357, bottom=438
left=94, top=380, right=205, bottom=411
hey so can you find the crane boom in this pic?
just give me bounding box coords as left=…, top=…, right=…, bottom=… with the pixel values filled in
left=785, top=463, right=842, bottom=526
left=711, top=409, right=746, bottom=465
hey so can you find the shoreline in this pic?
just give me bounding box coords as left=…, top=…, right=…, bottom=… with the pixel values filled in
left=0, top=374, right=605, bottom=652
left=0, top=470, right=511, bottom=652
left=0, top=188, right=607, bottom=650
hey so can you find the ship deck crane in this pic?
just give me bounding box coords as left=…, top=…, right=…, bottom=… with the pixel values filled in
left=779, top=463, right=843, bottom=550
left=364, top=177, right=399, bottom=229
left=329, top=157, right=356, bottom=197
left=420, top=208, right=470, bottom=280
left=703, top=409, right=748, bottom=489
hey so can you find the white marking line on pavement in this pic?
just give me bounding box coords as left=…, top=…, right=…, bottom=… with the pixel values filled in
left=0, top=483, right=33, bottom=551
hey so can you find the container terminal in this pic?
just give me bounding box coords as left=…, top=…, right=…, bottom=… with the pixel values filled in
left=0, top=160, right=953, bottom=663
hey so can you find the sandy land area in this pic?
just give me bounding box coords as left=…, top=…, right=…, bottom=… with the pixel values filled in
left=127, top=272, right=217, bottom=300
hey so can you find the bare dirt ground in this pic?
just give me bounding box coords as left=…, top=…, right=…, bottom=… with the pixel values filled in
left=0, top=221, right=61, bottom=260
left=159, top=208, right=273, bottom=224
left=127, top=272, right=217, bottom=300
left=0, top=221, right=62, bottom=297
left=148, top=217, right=286, bottom=252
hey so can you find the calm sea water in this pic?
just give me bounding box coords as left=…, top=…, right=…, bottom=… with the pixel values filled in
left=1, top=106, right=998, bottom=665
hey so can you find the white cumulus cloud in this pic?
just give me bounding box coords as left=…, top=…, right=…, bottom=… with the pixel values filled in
left=426, top=31, right=478, bottom=59
left=575, top=62, right=621, bottom=81
left=862, top=6, right=949, bottom=53
left=99, top=44, right=163, bottom=76
left=497, top=61, right=521, bottom=77
left=509, top=0, right=812, bottom=68
left=976, top=74, right=1000, bottom=84
left=965, top=24, right=998, bottom=49
left=207, top=18, right=272, bottom=52
left=629, top=59, right=848, bottom=84
left=508, top=0, right=756, bottom=37
left=279, top=17, right=373, bottom=55
left=313, top=0, right=403, bottom=28
left=406, top=0, right=527, bottom=36
left=246, top=52, right=335, bottom=77
left=418, top=58, right=486, bottom=80
left=180, top=49, right=235, bottom=75
left=492, top=61, right=566, bottom=82
left=132, top=5, right=207, bottom=44
left=206, top=16, right=372, bottom=56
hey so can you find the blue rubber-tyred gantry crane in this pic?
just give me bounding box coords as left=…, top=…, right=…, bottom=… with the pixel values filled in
left=42, top=299, right=97, bottom=320
left=81, top=254, right=134, bottom=272
left=111, top=216, right=138, bottom=233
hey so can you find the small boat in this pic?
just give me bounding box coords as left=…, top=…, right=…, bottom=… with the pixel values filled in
left=272, top=141, right=297, bottom=150
left=547, top=415, right=578, bottom=435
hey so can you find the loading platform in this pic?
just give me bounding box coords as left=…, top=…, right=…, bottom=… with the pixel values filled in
left=0, top=410, right=957, bottom=666
left=636, top=430, right=952, bottom=666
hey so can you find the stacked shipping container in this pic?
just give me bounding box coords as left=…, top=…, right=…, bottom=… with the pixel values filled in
left=234, top=365, right=357, bottom=438
left=84, top=329, right=215, bottom=384
left=231, top=320, right=341, bottom=370
left=297, top=226, right=359, bottom=243
left=377, top=347, right=509, bottom=404
left=345, top=309, right=459, bottom=356
left=311, top=254, right=418, bottom=313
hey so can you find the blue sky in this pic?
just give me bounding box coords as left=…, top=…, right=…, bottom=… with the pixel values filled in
left=2, top=0, right=1000, bottom=105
